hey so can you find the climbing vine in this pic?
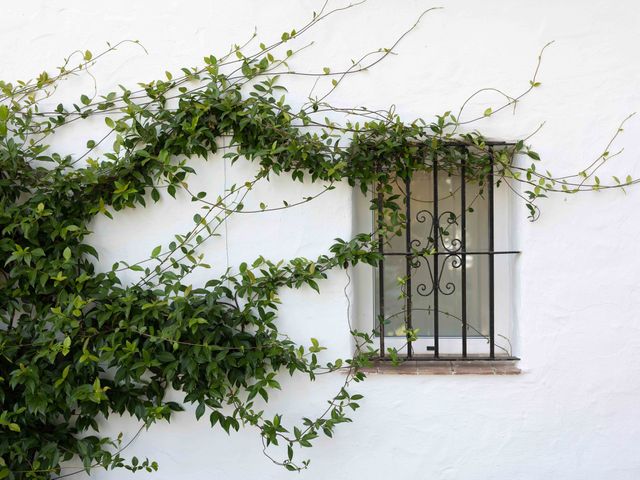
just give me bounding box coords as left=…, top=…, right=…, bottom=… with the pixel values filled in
left=0, top=3, right=636, bottom=478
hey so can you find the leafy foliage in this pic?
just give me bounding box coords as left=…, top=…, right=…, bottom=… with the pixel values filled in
left=0, top=4, right=634, bottom=479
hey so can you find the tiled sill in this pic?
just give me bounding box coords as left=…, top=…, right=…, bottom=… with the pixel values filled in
left=362, top=356, right=521, bottom=375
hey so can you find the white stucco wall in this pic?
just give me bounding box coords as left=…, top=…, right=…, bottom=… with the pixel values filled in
left=5, top=1, right=640, bottom=478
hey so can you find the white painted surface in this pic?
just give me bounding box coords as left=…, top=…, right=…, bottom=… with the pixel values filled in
left=4, top=1, right=640, bottom=478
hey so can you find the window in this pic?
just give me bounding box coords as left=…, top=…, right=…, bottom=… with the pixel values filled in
left=372, top=146, right=518, bottom=360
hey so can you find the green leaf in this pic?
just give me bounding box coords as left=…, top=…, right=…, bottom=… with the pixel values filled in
left=63, top=247, right=72, bottom=261
left=156, top=351, right=175, bottom=363
left=195, top=403, right=205, bottom=420
left=62, top=336, right=71, bottom=356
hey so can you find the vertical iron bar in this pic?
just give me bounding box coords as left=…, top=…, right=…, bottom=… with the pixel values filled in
left=460, top=158, right=468, bottom=357
left=488, top=150, right=495, bottom=358
left=377, top=182, right=385, bottom=358
left=432, top=157, right=440, bottom=358
left=405, top=176, right=413, bottom=358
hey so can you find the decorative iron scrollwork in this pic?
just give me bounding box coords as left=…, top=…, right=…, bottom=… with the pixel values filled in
left=414, top=209, right=462, bottom=253
left=415, top=252, right=461, bottom=297
left=412, top=206, right=462, bottom=297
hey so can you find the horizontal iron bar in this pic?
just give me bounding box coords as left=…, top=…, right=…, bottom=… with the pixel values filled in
left=383, top=250, right=520, bottom=256
left=375, top=356, right=520, bottom=362
left=407, top=139, right=519, bottom=147
left=437, top=140, right=517, bottom=147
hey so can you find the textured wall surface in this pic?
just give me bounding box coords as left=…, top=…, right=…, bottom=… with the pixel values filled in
left=4, top=1, right=640, bottom=478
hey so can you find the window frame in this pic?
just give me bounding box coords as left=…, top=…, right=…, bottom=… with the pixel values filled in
left=372, top=144, right=519, bottom=360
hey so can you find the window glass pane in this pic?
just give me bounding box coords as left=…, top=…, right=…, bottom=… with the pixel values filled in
left=374, top=253, right=405, bottom=335
left=375, top=169, right=490, bottom=338
left=466, top=179, right=489, bottom=252
left=466, top=254, right=489, bottom=337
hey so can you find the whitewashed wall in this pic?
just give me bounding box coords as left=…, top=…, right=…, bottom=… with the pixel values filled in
left=5, top=1, right=640, bottom=478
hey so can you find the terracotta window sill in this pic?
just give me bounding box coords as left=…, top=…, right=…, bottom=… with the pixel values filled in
left=362, top=358, right=521, bottom=375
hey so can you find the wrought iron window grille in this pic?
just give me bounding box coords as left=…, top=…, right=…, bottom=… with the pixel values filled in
left=375, top=143, right=520, bottom=361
